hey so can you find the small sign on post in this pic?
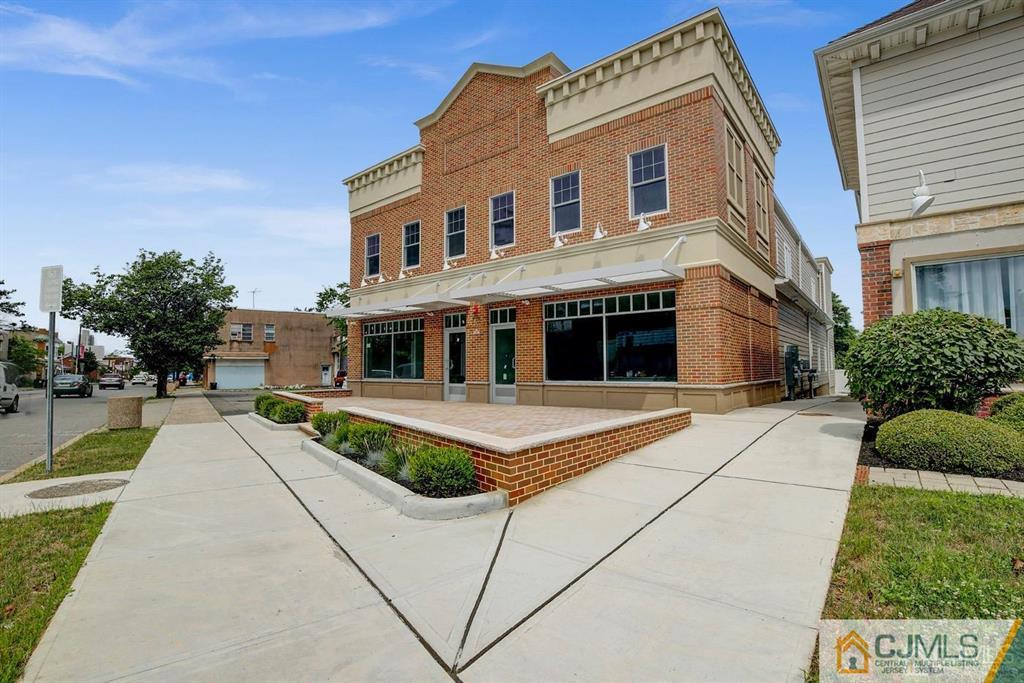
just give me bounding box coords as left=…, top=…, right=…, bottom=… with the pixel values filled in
left=39, top=265, right=63, bottom=473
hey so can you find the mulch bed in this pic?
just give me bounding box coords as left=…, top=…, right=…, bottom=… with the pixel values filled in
left=856, top=416, right=1024, bottom=482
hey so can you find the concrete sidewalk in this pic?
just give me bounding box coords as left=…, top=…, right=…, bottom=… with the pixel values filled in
left=23, top=396, right=447, bottom=682
left=26, top=395, right=864, bottom=682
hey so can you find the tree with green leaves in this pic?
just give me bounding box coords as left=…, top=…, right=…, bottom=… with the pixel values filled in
left=8, top=335, right=42, bottom=376
left=0, top=280, right=25, bottom=321
left=80, top=350, right=99, bottom=376
left=62, top=250, right=236, bottom=397
left=832, top=292, right=858, bottom=369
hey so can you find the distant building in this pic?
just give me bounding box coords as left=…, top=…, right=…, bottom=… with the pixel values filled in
left=815, top=0, right=1023, bottom=332
left=203, top=309, right=335, bottom=389
left=102, top=355, right=135, bottom=375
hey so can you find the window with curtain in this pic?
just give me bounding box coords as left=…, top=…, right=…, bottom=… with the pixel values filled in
left=916, top=254, right=1024, bottom=336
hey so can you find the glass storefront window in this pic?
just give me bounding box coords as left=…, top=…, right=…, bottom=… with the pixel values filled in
left=544, top=317, right=604, bottom=381
left=606, top=311, right=677, bottom=381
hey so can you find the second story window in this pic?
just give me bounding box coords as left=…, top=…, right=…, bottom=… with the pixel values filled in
left=629, top=145, right=668, bottom=216
left=754, top=170, right=769, bottom=257
left=551, top=171, right=581, bottom=234
left=490, top=192, right=515, bottom=248
left=726, top=124, right=745, bottom=213
left=264, top=324, right=276, bottom=342
left=403, top=221, right=420, bottom=268
left=230, top=323, right=253, bottom=342
left=365, top=234, right=380, bottom=277
left=445, top=207, right=466, bottom=259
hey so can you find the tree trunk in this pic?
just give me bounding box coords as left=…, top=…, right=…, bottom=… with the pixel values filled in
left=156, top=369, right=168, bottom=398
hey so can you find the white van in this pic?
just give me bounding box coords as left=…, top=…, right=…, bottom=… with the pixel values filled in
left=0, top=361, right=20, bottom=414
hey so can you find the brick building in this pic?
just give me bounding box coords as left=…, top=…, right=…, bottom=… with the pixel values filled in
left=333, top=9, right=834, bottom=413
left=203, top=309, right=335, bottom=389
left=816, top=0, right=1024, bottom=330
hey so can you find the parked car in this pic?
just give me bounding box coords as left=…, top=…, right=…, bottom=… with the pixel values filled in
left=130, top=374, right=148, bottom=385
left=99, top=373, right=126, bottom=390
left=0, top=361, right=20, bottom=414
left=53, top=374, right=94, bottom=398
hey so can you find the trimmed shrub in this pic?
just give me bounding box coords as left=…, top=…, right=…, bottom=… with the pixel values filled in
left=379, top=441, right=421, bottom=482
left=257, top=397, right=284, bottom=418
left=407, top=446, right=477, bottom=498
left=845, top=309, right=1024, bottom=420
left=254, top=393, right=277, bottom=416
left=270, top=401, right=307, bottom=424
left=876, top=409, right=1024, bottom=477
left=348, top=423, right=392, bottom=460
left=990, top=393, right=1024, bottom=435
left=311, top=410, right=348, bottom=436
left=320, top=422, right=350, bottom=454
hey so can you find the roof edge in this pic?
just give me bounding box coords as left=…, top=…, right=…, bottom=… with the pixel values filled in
left=414, top=52, right=570, bottom=130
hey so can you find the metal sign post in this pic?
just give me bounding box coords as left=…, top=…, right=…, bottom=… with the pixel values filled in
left=40, top=265, right=63, bottom=473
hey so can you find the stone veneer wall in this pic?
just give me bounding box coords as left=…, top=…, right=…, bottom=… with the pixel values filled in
left=347, top=410, right=691, bottom=505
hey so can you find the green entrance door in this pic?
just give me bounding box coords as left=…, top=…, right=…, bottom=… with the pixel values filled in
left=491, top=325, right=515, bottom=404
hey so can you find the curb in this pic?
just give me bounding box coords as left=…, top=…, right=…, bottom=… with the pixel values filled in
left=299, top=438, right=507, bottom=520
left=0, top=425, right=105, bottom=484
left=247, top=412, right=304, bottom=431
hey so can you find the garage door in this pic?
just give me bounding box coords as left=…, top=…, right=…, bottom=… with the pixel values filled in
left=215, top=360, right=265, bottom=389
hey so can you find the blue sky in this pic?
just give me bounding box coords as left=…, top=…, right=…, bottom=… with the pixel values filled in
left=0, top=0, right=901, bottom=350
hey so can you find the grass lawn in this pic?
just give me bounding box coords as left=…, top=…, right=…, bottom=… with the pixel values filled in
left=0, top=504, right=113, bottom=683
left=9, top=428, right=158, bottom=483
left=807, top=485, right=1024, bottom=681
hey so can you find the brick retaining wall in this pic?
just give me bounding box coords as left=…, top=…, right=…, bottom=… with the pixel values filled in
left=347, top=410, right=691, bottom=505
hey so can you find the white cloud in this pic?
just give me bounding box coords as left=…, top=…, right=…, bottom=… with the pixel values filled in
left=79, top=163, right=257, bottom=193
left=363, top=56, right=446, bottom=83
left=0, top=1, right=447, bottom=88
left=448, top=27, right=500, bottom=52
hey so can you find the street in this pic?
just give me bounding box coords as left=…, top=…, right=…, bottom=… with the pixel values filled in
left=0, top=383, right=157, bottom=477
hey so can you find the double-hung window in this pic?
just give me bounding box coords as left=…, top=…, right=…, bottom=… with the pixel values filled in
left=365, top=234, right=380, bottom=277
left=445, top=207, right=466, bottom=259
left=629, top=145, right=667, bottom=216
left=753, top=170, right=769, bottom=257
left=230, top=323, right=253, bottom=342
left=490, top=192, right=515, bottom=248
left=551, top=171, right=581, bottom=234
left=403, top=221, right=420, bottom=269
left=264, top=324, right=276, bottom=342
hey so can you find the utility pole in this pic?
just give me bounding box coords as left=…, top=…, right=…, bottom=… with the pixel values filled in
left=40, top=265, right=63, bottom=474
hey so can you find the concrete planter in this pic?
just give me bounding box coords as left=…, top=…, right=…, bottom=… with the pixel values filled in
left=299, top=438, right=506, bottom=520
left=248, top=411, right=304, bottom=431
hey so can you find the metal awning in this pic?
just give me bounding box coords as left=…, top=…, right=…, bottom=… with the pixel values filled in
left=328, top=235, right=687, bottom=319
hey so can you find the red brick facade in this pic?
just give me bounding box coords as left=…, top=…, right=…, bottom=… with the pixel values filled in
left=346, top=56, right=783, bottom=409
left=348, top=410, right=692, bottom=505
left=859, top=240, right=893, bottom=326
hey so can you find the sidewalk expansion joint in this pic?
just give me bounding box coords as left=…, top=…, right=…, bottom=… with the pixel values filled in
left=223, top=417, right=463, bottom=683
left=455, top=398, right=838, bottom=674
left=711, top=472, right=849, bottom=492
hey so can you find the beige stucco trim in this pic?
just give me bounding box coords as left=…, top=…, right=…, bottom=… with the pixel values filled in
left=538, top=8, right=780, bottom=164
left=343, top=145, right=425, bottom=216
left=414, top=53, right=570, bottom=130
left=856, top=201, right=1024, bottom=245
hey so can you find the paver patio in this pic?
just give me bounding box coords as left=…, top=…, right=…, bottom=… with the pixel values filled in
left=25, top=394, right=865, bottom=681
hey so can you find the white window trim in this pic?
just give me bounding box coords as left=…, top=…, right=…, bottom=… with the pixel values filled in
left=549, top=170, right=582, bottom=236
left=627, top=143, right=670, bottom=220
left=402, top=221, right=421, bottom=270
left=365, top=233, right=381, bottom=277
left=229, top=323, right=243, bottom=341
left=444, top=206, right=467, bottom=259
left=725, top=122, right=746, bottom=216
left=489, top=191, right=516, bottom=250
left=264, top=324, right=276, bottom=342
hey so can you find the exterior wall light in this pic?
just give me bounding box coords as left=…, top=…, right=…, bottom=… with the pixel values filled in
left=637, top=213, right=651, bottom=232
left=910, top=170, right=934, bottom=217
left=553, top=234, right=566, bottom=249
left=593, top=222, right=607, bottom=240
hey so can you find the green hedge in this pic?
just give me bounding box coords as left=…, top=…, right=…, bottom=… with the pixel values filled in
left=269, top=401, right=306, bottom=424
left=407, top=446, right=476, bottom=498
left=845, top=309, right=1024, bottom=420
left=990, top=393, right=1024, bottom=435
left=254, top=393, right=277, bottom=415
left=311, top=410, right=348, bottom=436
left=876, top=409, right=1024, bottom=478
left=379, top=441, right=420, bottom=483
